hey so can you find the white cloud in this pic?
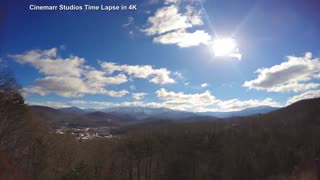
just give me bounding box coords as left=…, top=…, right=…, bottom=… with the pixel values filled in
left=143, top=5, right=195, bottom=35
left=9, top=48, right=139, bottom=98
left=132, top=93, right=148, bottom=100
left=27, top=101, right=71, bottom=109
left=155, top=88, right=279, bottom=112
left=85, top=71, right=128, bottom=86
left=165, top=0, right=180, bottom=5
left=155, top=88, right=219, bottom=111
left=153, top=30, right=211, bottom=48
left=25, top=76, right=87, bottom=97
left=23, top=76, right=129, bottom=98
left=156, top=88, right=218, bottom=104
left=201, top=83, right=208, bottom=88
left=185, top=5, right=203, bottom=26
left=10, top=48, right=85, bottom=77
left=244, top=52, right=320, bottom=93
left=229, top=52, right=242, bottom=60
left=99, top=62, right=175, bottom=84
left=260, top=83, right=320, bottom=93
left=287, top=90, right=320, bottom=105
left=28, top=100, right=143, bottom=109
left=143, top=1, right=211, bottom=48
left=217, top=98, right=279, bottom=112
left=103, top=90, right=129, bottom=97
left=69, top=100, right=145, bottom=109
left=144, top=0, right=160, bottom=6
left=11, top=48, right=178, bottom=97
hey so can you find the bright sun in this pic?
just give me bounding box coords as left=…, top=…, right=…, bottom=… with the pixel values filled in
left=212, top=38, right=237, bottom=57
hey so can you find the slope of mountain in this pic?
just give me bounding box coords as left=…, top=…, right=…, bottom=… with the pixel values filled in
left=31, top=105, right=75, bottom=122
left=102, top=107, right=197, bottom=120
left=30, top=106, right=120, bottom=127
left=266, top=97, right=320, bottom=121
left=200, top=106, right=279, bottom=118
left=225, top=97, right=320, bottom=126
left=59, top=106, right=86, bottom=114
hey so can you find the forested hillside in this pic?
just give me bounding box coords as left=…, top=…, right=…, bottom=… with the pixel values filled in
left=1, top=68, right=320, bottom=180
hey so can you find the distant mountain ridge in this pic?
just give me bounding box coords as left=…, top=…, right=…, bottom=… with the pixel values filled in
left=29, top=104, right=282, bottom=128
left=30, top=106, right=198, bottom=127
left=30, top=97, right=320, bottom=128
left=31, top=105, right=120, bottom=127
left=102, top=106, right=197, bottom=120
left=59, top=106, right=87, bottom=114
left=199, top=106, right=280, bottom=118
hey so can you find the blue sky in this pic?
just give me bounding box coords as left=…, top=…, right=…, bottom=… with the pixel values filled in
left=1, top=0, right=320, bottom=112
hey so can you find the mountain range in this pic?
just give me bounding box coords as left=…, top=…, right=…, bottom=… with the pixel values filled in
left=30, top=98, right=320, bottom=128
left=30, top=105, right=278, bottom=127
left=200, top=106, right=279, bottom=118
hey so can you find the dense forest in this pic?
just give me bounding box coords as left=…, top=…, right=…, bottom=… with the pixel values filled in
left=1, top=66, right=320, bottom=180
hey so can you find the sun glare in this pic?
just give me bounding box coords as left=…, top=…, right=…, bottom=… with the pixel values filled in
left=212, top=38, right=238, bottom=57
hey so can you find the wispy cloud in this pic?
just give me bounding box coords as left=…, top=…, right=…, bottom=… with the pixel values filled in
left=122, top=16, right=135, bottom=27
